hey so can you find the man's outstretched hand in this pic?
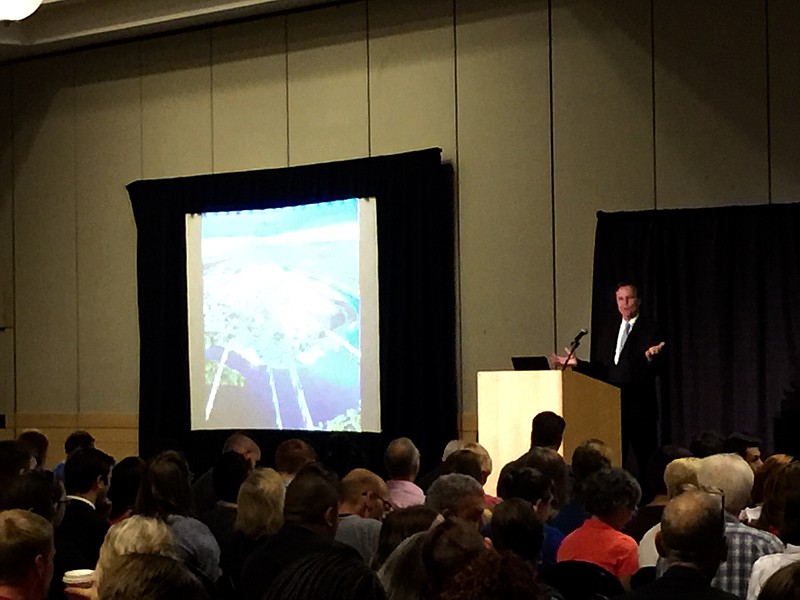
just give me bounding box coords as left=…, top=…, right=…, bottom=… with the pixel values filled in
left=645, top=341, right=666, bottom=361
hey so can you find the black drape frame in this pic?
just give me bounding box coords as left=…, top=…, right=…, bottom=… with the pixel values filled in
left=127, top=148, right=458, bottom=474
left=591, top=204, right=800, bottom=452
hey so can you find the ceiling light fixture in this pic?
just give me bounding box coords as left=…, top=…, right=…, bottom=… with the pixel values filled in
left=0, top=0, right=44, bottom=22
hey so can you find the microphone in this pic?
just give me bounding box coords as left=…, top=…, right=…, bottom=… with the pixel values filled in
left=561, top=328, right=588, bottom=371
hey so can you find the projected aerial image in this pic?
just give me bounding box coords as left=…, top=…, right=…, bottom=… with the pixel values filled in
left=199, top=200, right=363, bottom=431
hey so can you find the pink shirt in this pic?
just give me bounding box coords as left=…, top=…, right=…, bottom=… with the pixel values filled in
left=556, top=517, right=639, bottom=578
left=386, top=479, right=425, bottom=509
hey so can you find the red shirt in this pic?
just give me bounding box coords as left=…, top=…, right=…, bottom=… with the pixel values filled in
left=556, top=517, right=639, bottom=578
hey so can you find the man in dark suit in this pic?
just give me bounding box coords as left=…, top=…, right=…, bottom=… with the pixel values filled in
left=554, top=283, right=665, bottom=474
left=58, top=447, right=114, bottom=567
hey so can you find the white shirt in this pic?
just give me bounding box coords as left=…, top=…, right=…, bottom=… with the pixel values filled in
left=638, top=523, right=660, bottom=567
left=747, top=543, right=800, bottom=600
left=65, top=494, right=96, bottom=509
left=614, top=315, right=638, bottom=364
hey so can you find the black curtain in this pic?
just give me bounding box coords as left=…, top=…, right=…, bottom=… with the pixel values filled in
left=127, top=148, right=457, bottom=475
left=592, top=204, right=800, bottom=452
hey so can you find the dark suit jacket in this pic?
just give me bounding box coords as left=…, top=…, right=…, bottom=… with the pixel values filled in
left=615, top=565, right=739, bottom=600
left=57, top=498, right=109, bottom=567
left=578, top=315, right=663, bottom=421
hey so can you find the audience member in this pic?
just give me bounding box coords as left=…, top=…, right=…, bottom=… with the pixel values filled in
left=336, top=469, right=390, bottom=564
left=425, top=473, right=486, bottom=529
left=463, top=442, right=500, bottom=508
left=321, top=433, right=367, bottom=479
left=442, top=440, right=468, bottom=462
left=756, top=461, right=800, bottom=535
left=136, top=450, right=221, bottom=585
left=0, top=510, right=55, bottom=600
left=274, top=438, right=317, bottom=484
left=378, top=517, right=486, bottom=600
left=371, top=506, right=438, bottom=570
left=18, top=429, right=50, bottom=471
left=638, top=456, right=701, bottom=568
left=496, top=463, right=562, bottom=572
left=551, top=439, right=612, bottom=535
left=199, top=451, right=250, bottom=555
left=744, top=454, right=793, bottom=526
left=107, top=456, right=145, bottom=524
left=53, top=431, right=95, bottom=483
left=192, top=432, right=261, bottom=514
left=748, top=491, right=800, bottom=600
left=617, top=489, right=737, bottom=600
left=756, top=561, right=800, bottom=600
left=690, top=430, right=725, bottom=459
left=263, top=553, right=386, bottom=600
left=531, top=411, right=566, bottom=451
left=384, top=437, right=425, bottom=509
left=697, top=453, right=783, bottom=598
left=239, top=463, right=360, bottom=600
left=724, top=433, right=764, bottom=473
left=0, top=439, right=34, bottom=482
left=625, top=445, right=692, bottom=542
left=60, top=447, right=115, bottom=567
left=515, top=446, right=569, bottom=511
left=97, top=553, right=209, bottom=600
left=557, top=467, right=641, bottom=589
left=416, top=440, right=467, bottom=493
left=439, top=550, right=541, bottom=600
left=489, top=497, right=545, bottom=564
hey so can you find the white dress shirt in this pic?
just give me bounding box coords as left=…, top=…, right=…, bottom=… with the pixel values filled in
left=614, top=315, right=639, bottom=364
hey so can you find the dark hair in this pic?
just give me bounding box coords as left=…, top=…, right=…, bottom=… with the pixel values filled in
left=441, top=450, right=483, bottom=484
left=0, top=470, right=58, bottom=521
left=264, top=553, right=386, bottom=600
left=283, top=463, right=339, bottom=527
left=439, top=550, right=539, bottom=600
left=489, top=498, right=544, bottom=562
left=372, top=505, right=438, bottom=570
left=723, top=432, right=761, bottom=458
left=212, top=451, right=250, bottom=504
left=64, top=447, right=114, bottom=495
left=781, top=493, right=800, bottom=546
left=571, top=439, right=612, bottom=488
left=64, top=430, right=95, bottom=455
left=421, top=518, right=486, bottom=594
left=320, top=434, right=366, bottom=479
left=689, top=430, right=725, bottom=458
left=107, top=457, right=145, bottom=521
left=496, top=464, right=552, bottom=505
left=757, top=561, right=800, bottom=600
left=757, top=462, right=800, bottom=534
left=98, top=553, right=209, bottom=600
left=530, top=411, right=566, bottom=448
left=384, top=438, right=420, bottom=480
left=645, top=445, right=693, bottom=498
left=516, top=447, right=568, bottom=509
left=136, top=451, right=193, bottom=519
left=17, top=431, right=49, bottom=468
left=274, top=439, right=317, bottom=475
left=614, top=282, right=639, bottom=297
left=583, top=468, right=641, bottom=519
left=0, top=440, right=32, bottom=482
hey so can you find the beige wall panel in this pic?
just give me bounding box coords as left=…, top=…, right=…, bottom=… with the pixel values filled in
left=13, top=56, right=79, bottom=414
left=0, top=65, right=12, bottom=329
left=287, top=2, right=369, bottom=165
left=768, top=1, right=800, bottom=203
left=141, top=31, right=213, bottom=178
left=212, top=18, right=289, bottom=172
left=456, top=1, right=552, bottom=414
left=74, top=44, right=141, bottom=414
left=551, top=1, right=654, bottom=356
left=654, top=1, right=768, bottom=208
left=0, top=331, right=13, bottom=422
left=368, top=0, right=456, bottom=162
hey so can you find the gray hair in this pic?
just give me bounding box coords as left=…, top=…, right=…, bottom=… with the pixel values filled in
left=97, top=515, right=177, bottom=582
left=425, top=473, right=483, bottom=514
left=696, top=453, right=754, bottom=514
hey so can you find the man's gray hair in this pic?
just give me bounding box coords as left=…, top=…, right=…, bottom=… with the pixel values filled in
left=425, top=473, right=483, bottom=514
left=696, top=453, right=754, bottom=514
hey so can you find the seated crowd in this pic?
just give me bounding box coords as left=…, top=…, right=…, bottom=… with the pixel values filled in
left=2, top=422, right=800, bottom=600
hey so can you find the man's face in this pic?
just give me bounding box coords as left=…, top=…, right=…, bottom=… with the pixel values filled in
left=616, top=285, right=640, bottom=321
left=744, top=446, right=763, bottom=472
left=454, top=493, right=487, bottom=529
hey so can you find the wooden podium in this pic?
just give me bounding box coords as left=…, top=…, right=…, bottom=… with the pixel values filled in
left=477, top=369, right=621, bottom=496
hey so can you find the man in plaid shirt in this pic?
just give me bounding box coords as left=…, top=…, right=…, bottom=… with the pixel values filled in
left=698, top=453, right=783, bottom=598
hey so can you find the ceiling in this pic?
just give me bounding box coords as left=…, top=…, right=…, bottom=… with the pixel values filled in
left=0, top=0, right=338, bottom=63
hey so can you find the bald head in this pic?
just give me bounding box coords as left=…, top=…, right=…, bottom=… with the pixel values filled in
left=341, top=468, right=389, bottom=520
left=384, top=438, right=420, bottom=481
left=223, top=433, right=261, bottom=469
left=659, top=489, right=726, bottom=576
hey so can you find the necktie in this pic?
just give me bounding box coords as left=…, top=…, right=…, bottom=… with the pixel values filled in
left=615, top=321, right=631, bottom=365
